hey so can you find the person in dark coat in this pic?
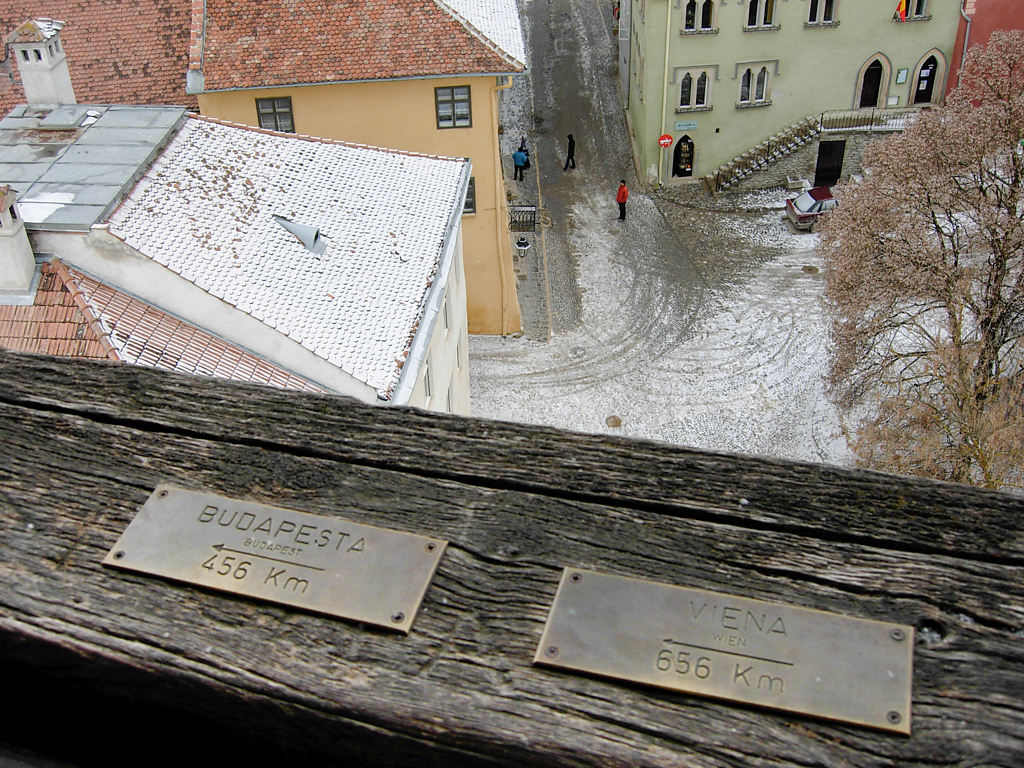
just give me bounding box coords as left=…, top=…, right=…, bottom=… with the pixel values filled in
left=563, top=134, right=576, bottom=170
left=616, top=180, right=629, bottom=220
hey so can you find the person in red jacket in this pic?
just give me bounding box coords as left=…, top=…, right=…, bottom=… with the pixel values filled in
left=616, top=180, right=629, bottom=221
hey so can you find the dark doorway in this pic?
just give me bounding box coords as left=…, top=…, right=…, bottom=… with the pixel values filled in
left=914, top=56, right=937, bottom=104
left=673, top=135, right=694, bottom=177
left=859, top=60, right=883, bottom=108
left=814, top=140, right=845, bottom=187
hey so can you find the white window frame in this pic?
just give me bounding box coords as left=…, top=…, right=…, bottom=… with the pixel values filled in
left=745, top=0, right=777, bottom=30
left=807, top=0, right=837, bottom=25
left=435, top=85, right=472, bottom=129
left=423, top=359, right=433, bottom=402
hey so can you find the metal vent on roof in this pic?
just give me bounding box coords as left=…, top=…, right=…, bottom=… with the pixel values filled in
left=273, top=215, right=327, bottom=255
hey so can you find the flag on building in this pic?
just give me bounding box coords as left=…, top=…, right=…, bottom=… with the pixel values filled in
left=894, top=0, right=907, bottom=21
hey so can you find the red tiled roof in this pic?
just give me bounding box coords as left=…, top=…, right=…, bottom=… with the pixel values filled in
left=0, top=4, right=195, bottom=117
left=65, top=265, right=327, bottom=393
left=0, top=260, right=325, bottom=394
left=0, top=261, right=116, bottom=360
left=192, top=0, right=522, bottom=93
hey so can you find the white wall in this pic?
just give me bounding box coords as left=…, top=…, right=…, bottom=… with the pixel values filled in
left=405, top=230, right=471, bottom=416
left=33, top=226, right=379, bottom=403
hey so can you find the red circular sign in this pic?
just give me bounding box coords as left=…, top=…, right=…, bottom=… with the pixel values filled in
left=658, top=134, right=673, bottom=148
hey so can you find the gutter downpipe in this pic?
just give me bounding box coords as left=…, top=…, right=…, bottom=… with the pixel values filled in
left=492, top=78, right=510, bottom=335
left=658, top=0, right=672, bottom=187
left=958, top=0, right=972, bottom=88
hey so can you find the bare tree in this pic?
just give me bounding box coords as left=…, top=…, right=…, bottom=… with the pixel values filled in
left=819, top=31, right=1024, bottom=489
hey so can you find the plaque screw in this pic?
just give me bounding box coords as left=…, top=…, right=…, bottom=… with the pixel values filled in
left=158, top=490, right=168, bottom=498
left=545, top=646, right=560, bottom=658
left=114, top=551, right=125, bottom=560
left=890, top=629, right=905, bottom=642
left=391, top=612, right=405, bottom=624
left=425, top=543, right=436, bottom=553
left=887, top=711, right=902, bottom=724
left=570, top=573, right=582, bottom=584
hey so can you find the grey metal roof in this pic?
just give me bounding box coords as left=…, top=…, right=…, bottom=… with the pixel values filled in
left=0, top=103, right=186, bottom=231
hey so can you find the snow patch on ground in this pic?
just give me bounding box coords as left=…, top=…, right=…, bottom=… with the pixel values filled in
left=471, top=186, right=850, bottom=466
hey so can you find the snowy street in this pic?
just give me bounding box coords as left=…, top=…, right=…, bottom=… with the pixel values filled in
left=469, top=0, right=850, bottom=466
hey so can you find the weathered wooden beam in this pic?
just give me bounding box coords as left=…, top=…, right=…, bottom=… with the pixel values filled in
left=1, top=350, right=1022, bottom=766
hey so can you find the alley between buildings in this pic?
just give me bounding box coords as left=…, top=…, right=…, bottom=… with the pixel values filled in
left=469, top=0, right=849, bottom=466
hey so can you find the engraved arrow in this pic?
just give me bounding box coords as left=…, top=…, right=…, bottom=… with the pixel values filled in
left=662, top=638, right=793, bottom=667
left=212, top=544, right=326, bottom=571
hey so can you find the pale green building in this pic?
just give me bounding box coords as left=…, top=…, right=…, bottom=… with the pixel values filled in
left=621, top=0, right=961, bottom=188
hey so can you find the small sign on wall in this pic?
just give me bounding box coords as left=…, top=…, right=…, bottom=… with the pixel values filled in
left=675, top=120, right=698, bottom=131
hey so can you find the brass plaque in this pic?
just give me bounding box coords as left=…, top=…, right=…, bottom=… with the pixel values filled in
left=534, top=569, right=913, bottom=733
left=103, top=486, right=446, bottom=633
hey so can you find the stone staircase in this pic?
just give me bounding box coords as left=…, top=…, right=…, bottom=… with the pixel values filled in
left=703, top=117, right=822, bottom=193
left=704, top=108, right=918, bottom=193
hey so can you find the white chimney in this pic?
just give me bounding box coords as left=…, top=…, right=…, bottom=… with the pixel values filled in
left=7, top=18, right=76, bottom=106
left=0, top=186, right=36, bottom=292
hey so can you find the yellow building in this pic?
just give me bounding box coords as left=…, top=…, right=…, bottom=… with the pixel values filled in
left=186, top=0, right=527, bottom=336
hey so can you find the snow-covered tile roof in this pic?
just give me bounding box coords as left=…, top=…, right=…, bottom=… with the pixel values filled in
left=438, top=0, right=528, bottom=69
left=105, top=117, right=469, bottom=399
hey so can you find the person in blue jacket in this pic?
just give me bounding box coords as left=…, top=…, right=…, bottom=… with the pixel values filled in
left=513, top=147, right=527, bottom=181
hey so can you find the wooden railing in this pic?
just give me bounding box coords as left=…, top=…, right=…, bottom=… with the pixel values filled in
left=1, top=350, right=1022, bottom=766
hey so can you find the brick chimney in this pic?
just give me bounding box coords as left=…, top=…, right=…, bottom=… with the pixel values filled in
left=0, top=186, right=36, bottom=292
left=7, top=18, right=76, bottom=106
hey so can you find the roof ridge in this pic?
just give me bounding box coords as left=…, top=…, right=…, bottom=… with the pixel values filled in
left=186, top=113, right=470, bottom=164
left=431, top=0, right=526, bottom=71
left=48, top=260, right=121, bottom=361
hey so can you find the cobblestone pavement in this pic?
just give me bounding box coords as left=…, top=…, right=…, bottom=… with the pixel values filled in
left=470, top=0, right=848, bottom=466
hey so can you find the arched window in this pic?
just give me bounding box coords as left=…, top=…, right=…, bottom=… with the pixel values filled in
left=755, top=67, right=768, bottom=101
left=762, top=0, right=775, bottom=25
left=739, top=66, right=770, bottom=105
left=684, top=0, right=696, bottom=30
left=680, top=73, right=692, bottom=106
left=747, top=1, right=758, bottom=27
left=701, top=0, right=714, bottom=29
left=695, top=72, right=708, bottom=105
